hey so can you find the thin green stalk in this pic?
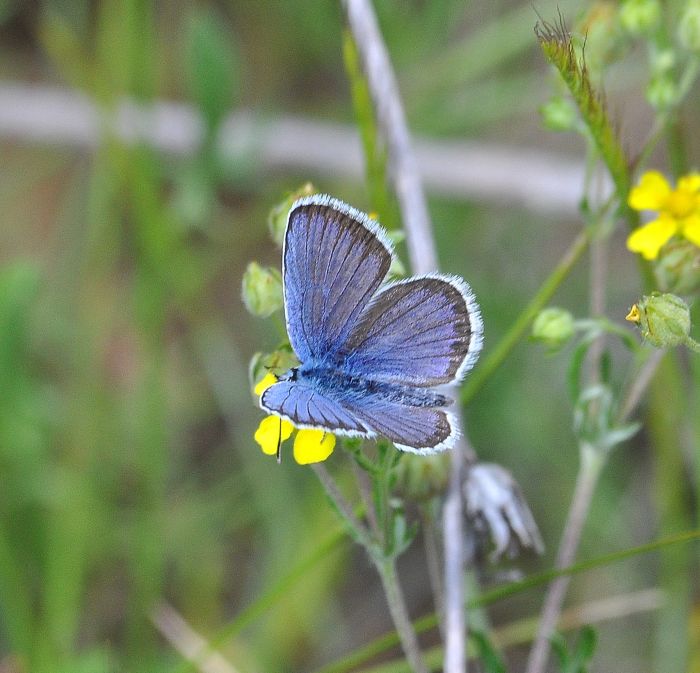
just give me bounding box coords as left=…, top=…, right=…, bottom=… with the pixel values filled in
left=524, top=445, right=606, bottom=673
left=312, top=460, right=427, bottom=673
left=172, top=530, right=346, bottom=673
left=342, top=29, right=395, bottom=228
left=635, top=57, right=700, bottom=176
left=648, top=354, right=693, bottom=672
left=377, top=559, right=430, bottom=673
left=348, top=589, right=663, bottom=673
left=312, top=463, right=374, bottom=551
left=311, top=529, right=700, bottom=673
left=461, top=229, right=591, bottom=406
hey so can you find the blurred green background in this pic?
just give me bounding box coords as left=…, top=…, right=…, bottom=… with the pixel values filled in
left=0, top=1, right=697, bottom=672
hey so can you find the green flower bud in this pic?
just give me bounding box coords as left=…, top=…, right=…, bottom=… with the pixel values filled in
left=679, top=0, right=700, bottom=52
left=248, top=348, right=299, bottom=391
left=241, top=262, right=283, bottom=317
left=619, top=0, right=661, bottom=35
left=532, top=307, right=575, bottom=350
left=267, top=183, right=316, bottom=246
left=625, top=292, right=691, bottom=348
left=650, top=48, right=676, bottom=74
left=646, top=74, right=677, bottom=110
left=655, top=239, right=700, bottom=294
left=394, top=453, right=450, bottom=501
left=540, top=96, right=577, bottom=132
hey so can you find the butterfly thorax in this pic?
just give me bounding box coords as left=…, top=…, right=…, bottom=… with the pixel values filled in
left=280, top=362, right=451, bottom=408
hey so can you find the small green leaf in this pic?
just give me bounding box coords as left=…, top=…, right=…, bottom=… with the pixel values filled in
left=470, top=631, right=507, bottom=673
left=566, top=333, right=596, bottom=401
left=551, top=632, right=571, bottom=670
left=573, top=626, right=597, bottom=666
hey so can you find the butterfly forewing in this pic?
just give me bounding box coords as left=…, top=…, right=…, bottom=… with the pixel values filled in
left=283, top=197, right=393, bottom=364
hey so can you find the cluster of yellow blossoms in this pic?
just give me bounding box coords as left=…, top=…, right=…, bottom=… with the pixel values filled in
left=253, top=373, right=336, bottom=464
left=626, top=171, right=700, bottom=260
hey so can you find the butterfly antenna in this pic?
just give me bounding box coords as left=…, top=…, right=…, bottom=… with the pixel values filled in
left=276, top=416, right=283, bottom=464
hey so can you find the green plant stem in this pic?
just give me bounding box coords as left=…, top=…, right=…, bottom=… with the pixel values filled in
left=419, top=508, right=445, bottom=640
left=525, top=444, right=606, bottom=673
left=312, top=463, right=374, bottom=551
left=461, top=228, right=591, bottom=405
left=648, top=354, right=693, bottom=672
left=313, top=461, right=428, bottom=673
left=635, top=57, right=700, bottom=175
left=342, top=29, right=395, bottom=228
left=353, top=462, right=381, bottom=537
left=377, top=559, right=430, bottom=673
left=617, top=348, right=665, bottom=423
left=312, top=529, right=700, bottom=673
left=536, top=19, right=630, bottom=201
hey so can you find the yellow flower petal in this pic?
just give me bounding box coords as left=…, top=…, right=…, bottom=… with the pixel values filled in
left=254, top=415, right=294, bottom=455
left=293, top=429, right=336, bottom=465
left=254, top=372, right=278, bottom=396
left=626, top=216, right=677, bottom=260
left=682, top=213, right=700, bottom=248
left=677, top=173, right=700, bottom=194
left=628, top=171, right=671, bottom=211
left=625, top=304, right=641, bottom=323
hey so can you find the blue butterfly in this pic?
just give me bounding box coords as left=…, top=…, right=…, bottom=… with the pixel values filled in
left=260, top=195, right=483, bottom=454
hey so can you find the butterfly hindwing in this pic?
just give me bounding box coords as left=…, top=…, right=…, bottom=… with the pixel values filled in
left=262, top=377, right=457, bottom=453
left=339, top=275, right=482, bottom=386
left=283, top=196, right=393, bottom=364
left=260, top=380, right=369, bottom=436
left=345, top=395, right=458, bottom=453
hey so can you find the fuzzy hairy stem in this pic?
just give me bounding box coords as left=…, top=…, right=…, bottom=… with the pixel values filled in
left=312, top=463, right=374, bottom=551
left=377, top=559, right=430, bottom=673
left=536, top=17, right=630, bottom=202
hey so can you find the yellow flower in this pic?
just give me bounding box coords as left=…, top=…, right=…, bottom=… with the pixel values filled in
left=293, top=429, right=336, bottom=464
left=626, top=171, right=700, bottom=260
left=254, top=371, right=278, bottom=396
left=254, top=415, right=294, bottom=455
left=253, top=372, right=336, bottom=464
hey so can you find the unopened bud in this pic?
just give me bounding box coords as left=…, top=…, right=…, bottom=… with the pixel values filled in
left=394, top=453, right=450, bottom=501
left=532, top=307, right=575, bottom=350
left=626, top=292, right=691, bottom=348
left=241, top=262, right=283, bottom=317
left=679, top=0, right=700, bottom=52
left=267, top=183, right=316, bottom=246
left=655, top=239, right=700, bottom=294
left=619, top=0, right=661, bottom=34
left=646, top=74, right=677, bottom=110
left=540, top=96, right=577, bottom=132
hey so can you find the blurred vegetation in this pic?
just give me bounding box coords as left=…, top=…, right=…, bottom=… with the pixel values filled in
left=0, top=1, right=698, bottom=673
